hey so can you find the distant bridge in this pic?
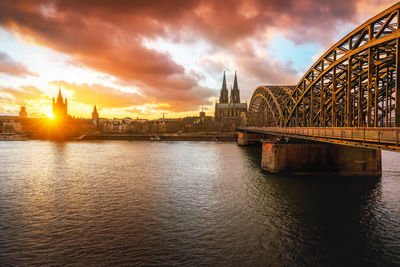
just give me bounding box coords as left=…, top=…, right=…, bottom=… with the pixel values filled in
left=240, top=3, right=400, bottom=152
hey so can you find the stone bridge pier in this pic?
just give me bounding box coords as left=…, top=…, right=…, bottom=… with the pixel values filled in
left=237, top=131, right=266, bottom=146
left=260, top=139, right=381, bottom=176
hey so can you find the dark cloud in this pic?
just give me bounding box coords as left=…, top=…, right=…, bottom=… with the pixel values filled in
left=0, top=0, right=393, bottom=112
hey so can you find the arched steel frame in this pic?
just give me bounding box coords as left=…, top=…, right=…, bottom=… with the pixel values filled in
left=248, top=3, right=400, bottom=128
left=248, top=86, right=294, bottom=127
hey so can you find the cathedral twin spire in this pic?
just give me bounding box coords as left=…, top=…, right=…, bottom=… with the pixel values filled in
left=219, top=71, right=229, bottom=103
left=231, top=71, right=240, bottom=104
left=219, top=71, right=240, bottom=104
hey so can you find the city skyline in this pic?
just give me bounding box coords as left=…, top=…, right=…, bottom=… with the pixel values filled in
left=1, top=2, right=400, bottom=266
left=0, top=0, right=395, bottom=119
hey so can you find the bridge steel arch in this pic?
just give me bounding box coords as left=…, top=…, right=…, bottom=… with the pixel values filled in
left=248, top=86, right=294, bottom=127
left=248, top=3, right=400, bottom=128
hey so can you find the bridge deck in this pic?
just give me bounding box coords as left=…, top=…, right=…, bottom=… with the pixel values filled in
left=238, top=127, right=400, bottom=151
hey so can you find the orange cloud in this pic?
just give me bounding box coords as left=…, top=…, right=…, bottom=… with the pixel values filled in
left=0, top=51, right=36, bottom=77
left=0, top=0, right=393, bottom=114
left=52, top=80, right=212, bottom=112
left=53, top=81, right=144, bottom=108
left=1, top=85, right=45, bottom=100
left=0, top=85, right=48, bottom=115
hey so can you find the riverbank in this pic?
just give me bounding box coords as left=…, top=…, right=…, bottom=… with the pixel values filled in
left=80, top=133, right=237, bottom=141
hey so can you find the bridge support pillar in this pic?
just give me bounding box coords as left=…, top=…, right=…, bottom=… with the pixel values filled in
left=237, top=131, right=265, bottom=146
left=261, top=140, right=381, bottom=176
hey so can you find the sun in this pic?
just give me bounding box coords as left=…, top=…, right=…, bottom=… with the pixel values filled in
left=46, top=112, right=54, bottom=119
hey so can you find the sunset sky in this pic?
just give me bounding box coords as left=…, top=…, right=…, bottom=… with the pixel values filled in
left=0, top=0, right=396, bottom=119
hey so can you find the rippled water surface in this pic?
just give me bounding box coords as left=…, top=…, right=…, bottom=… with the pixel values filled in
left=0, top=141, right=400, bottom=266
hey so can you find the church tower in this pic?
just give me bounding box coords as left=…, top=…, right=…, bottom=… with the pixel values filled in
left=231, top=71, right=240, bottom=104
left=52, top=89, right=68, bottom=118
left=219, top=71, right=229, bottom=103
left=92, top=105, right=99, bottom=120
left=19, top=106, right=27, bottom=119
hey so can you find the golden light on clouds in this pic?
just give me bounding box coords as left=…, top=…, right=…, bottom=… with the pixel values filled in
left=0, top=0, right=395, bottom=118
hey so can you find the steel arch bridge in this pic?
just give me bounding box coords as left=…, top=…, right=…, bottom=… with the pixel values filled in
left=241, top=3, right=400, bottom=151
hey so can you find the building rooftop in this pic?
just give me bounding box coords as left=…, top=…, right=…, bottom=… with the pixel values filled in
left=215, top=103, right=247, bottom=108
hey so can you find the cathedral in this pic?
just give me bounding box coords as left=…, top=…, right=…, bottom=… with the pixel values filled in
left=214, top=71, right=247, bottom=127
left=52, top=89, right=69, bottom=119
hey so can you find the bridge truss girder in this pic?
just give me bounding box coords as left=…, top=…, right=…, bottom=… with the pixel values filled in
left=248, top=86, right=295, bottom=127
left=248, top=3, right=400, bottom=128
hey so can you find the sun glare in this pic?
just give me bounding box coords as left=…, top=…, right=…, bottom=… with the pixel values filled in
left=47, top=113, right=54, bottom=119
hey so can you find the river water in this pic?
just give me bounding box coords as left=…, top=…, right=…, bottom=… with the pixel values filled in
left=0, top=141, right=399, bottom=266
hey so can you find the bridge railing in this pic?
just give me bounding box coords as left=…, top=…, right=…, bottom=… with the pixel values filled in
left=244, top=126, right=400, bottom=147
